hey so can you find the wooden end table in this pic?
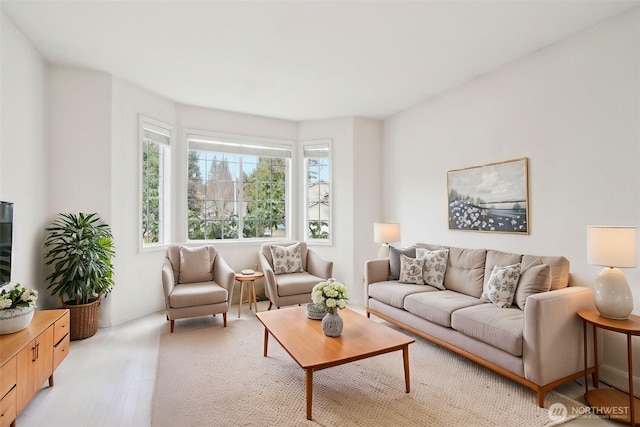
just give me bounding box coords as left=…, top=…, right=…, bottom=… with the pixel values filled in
left=235, top=271, right=264, bottom=318
left=256, top=306, right=414, bottom=421
left=578, top=308, right=640, bottom=426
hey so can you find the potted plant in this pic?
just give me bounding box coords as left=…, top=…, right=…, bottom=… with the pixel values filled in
left=0, top=283, right=38, bottom=334
left=44, top=212, right=114, bottom=340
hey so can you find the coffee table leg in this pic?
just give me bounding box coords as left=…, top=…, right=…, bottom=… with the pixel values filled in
left=403, top=345, right=410, bottom=393
left=263, top=328, right=269, bottom=357
left=306, top=368, right=313, bottom=420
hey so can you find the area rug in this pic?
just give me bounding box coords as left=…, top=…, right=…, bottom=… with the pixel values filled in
left=152, top=312, right=586, bottom=427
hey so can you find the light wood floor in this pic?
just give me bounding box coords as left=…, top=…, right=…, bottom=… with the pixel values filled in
left=17, top=302, right=616, bottom=426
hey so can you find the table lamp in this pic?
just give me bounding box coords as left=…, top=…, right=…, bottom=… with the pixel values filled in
left=374, top=223, right=400, bottom=258
left=586, top=225, right=637, bottom=320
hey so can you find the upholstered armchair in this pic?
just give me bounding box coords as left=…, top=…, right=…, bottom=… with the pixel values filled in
left=162, top=245, right=235, bottom=332
left=258, top=241, right=333, bottom=310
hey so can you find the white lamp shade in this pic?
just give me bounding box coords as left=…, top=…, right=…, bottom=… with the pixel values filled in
left=374, top=223, right=401, bottom=244
left=587, top=226, right=637, bottom=268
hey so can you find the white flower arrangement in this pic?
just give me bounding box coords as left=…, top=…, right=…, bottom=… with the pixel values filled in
left=311, top=278, right=349, bottom=314
left=0, top=283, right=38, bottom=310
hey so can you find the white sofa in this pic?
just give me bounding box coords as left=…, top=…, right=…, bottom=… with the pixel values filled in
left=364, top=243, right=597, bottom=407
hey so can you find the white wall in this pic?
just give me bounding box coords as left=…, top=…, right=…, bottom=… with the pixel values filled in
left=353, top=117, right=383, bottom=301
left=0, top=13, right=49, bottom=305
left=109, top=77, right=177, bottom=325
left=383, top=10, right=640, bottom=390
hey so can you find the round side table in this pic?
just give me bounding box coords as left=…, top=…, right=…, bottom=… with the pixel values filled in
left=578, top=308, right=640, bottom=426
left=235, top=272, right=264, bottom=318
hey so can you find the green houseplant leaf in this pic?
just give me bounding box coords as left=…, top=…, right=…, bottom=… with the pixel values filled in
left=44, top=213, right=115, bottom=305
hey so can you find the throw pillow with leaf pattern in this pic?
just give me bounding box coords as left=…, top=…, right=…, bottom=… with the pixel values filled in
left=270, top=243, right=305, bottom=274
left=398, top=254, right=424, bottom=285
left=416, top=248, right=449, bottom=289
left=480, top=263, right=521, bottom=308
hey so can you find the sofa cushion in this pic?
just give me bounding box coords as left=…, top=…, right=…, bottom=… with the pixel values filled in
left=399, top=254, right=424, bottom=284
left=368, top=281, right=436, bottom=309
left=483, top=250, right=523, bottom=289
left=270, top=243, right=305, bottom=274
left=404, top=290, right=485, bottom=327
left=261, top=242, right=308, bottom=271
left=170, top=282, right=227, bottom=308
left=416, top=248, right=449, bottom=290
left=451, top=304, right=524, bottom=357
left=522, top=254, right=569, bottom=290
left=443, top=247, right=487, bottom=298
left=388, top=246, right=416, bottom=280
left=179, top=246, right=213, bottom=284
left=415, top=243, right=447, bottom=251
left=274, top=272, right=323, bottom=296
left=481, top=264, right=521, bottom=308
left=514, top=259, right=551, bottom=310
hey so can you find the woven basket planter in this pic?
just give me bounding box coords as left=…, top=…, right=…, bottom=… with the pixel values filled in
left=63, top=298, right=100, bottom=340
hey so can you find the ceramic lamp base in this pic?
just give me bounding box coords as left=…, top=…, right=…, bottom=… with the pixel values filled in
left=594, top=267, right=634, bottom=320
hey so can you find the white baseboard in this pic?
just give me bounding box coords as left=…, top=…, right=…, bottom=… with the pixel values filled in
left=599, top=363, right=640, bottom=398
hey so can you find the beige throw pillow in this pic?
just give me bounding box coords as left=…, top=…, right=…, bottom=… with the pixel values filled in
left=179, top=246, right=212, bottom=283
left=480, top=263, right=521, bottom=308
left=514, top=259, right=552, bottom=310
left=416, top=248, right=449, bottom=289
left=270, top=243, right=305, bottom=274
left=398, top=254, right=424, bottom=285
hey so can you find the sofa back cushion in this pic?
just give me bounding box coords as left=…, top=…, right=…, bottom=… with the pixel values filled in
left=444, top=247, right=487, bottom=298
left=522, top=254, right=570, bottom=290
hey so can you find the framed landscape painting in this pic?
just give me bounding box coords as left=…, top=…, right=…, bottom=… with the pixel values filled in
left=447, top=157, right=529, bottom=234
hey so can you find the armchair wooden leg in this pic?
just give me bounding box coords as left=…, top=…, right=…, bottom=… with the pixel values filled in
left=223, top=312, right=227, bottom=327
left=268, top=301, right=273, bottom=311
left=170, top=319, right=175, bottom=333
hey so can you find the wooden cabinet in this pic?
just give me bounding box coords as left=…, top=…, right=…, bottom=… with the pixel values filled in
left=0, top=358, right=16, bottom=427
left=0, top=310, right=69, bottom=427
left=16, top=326, right=53, bottom=414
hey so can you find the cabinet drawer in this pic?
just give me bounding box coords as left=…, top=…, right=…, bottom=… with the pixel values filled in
left=53, top=334, right=69, bottom=371
left=0, top=386, right=16, bottom=427
left=0, top=358, right=16, bottom=400
left=54, top=312, right=70, bottom=345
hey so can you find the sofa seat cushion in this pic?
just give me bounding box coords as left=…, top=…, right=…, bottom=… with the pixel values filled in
left=170, top=282, right=228, bottom=308
left=451, top=304, right=524, bottom=357
left=275, top=272, right=324, bottom=296
left=403, top=290, right=484, bottom=327
left=368, top=281, right=437, bottom=309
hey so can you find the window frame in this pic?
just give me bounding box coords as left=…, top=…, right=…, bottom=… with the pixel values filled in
left=139, top=116, right=172, bottom=250
left=302, top=139, right=332, bottom=245
left=184, top=129, right=294, bottom=243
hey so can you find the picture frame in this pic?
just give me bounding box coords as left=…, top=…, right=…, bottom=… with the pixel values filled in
left=447, top=157, right=529, bottom=234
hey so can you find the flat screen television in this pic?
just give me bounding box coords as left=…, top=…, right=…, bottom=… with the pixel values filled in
left=0, top=201, right=13, bottom=286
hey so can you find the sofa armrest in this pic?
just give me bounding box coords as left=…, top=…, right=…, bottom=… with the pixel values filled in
left=213, top=254, right=236, bottom=304
left=523, top=286, right=596, bottom=385
left=306, top=249, right=333, bottom=279
left=364, top=258, right=390, bottom=286
left=258, top=251, right=278, bottom=301
left=161, top=258, right=175, bottom=310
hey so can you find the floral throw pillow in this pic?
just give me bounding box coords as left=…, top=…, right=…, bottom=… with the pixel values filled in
left=398, top=254, right=424, bottom=285
left=270, top=243, right=305, bottom=275
left=480, top=263, right=521, bottom=308
left=416, top=248, right=449, bottom=289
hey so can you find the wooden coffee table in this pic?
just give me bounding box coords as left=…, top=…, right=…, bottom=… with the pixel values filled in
left=256, top=306, right=415, bottom=420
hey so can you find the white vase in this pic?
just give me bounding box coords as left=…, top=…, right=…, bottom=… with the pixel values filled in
left=0, top=306, right=35, bottom=335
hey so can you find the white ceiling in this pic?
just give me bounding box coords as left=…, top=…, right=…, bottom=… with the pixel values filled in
left=2, top=1, right=639, bottom=121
